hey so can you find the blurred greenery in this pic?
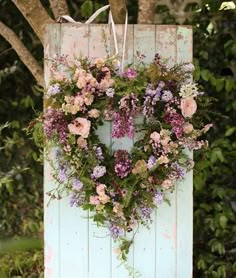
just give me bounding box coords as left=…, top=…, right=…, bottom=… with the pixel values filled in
left=0, top=0, right=235, bottom=277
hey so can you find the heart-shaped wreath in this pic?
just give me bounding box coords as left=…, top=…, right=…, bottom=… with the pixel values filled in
left=36, top=53, right=211, bottom=264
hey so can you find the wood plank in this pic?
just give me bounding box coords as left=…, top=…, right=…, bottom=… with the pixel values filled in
left=133, top=28, right=157, bottom=277
left=176, top=26, right=193, bottom=278
left=133, top=25, right=156, bottom=65
left=44, top=24, right=61, bottom=278
left=156, top=25, right=177, bottom=66
left=88, top=24, right=110, bottom=59
left=88, top=25, right=112, bottom=278
left=155, top=25, right=178, bottom=277
left=59, top=24, right=89, bottom=278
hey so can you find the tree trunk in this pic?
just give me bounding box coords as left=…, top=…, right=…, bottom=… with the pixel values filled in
left=138, top=0, right=156, bottom=24
left=12, top=0, right=54, bottom=44
left=108, top=0, right=127, bottom=23
left=0, top=22, right=44, bottom=87
left=49, top=0, right=70, bottom=20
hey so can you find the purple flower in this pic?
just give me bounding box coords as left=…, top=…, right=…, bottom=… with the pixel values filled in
left=114, top=150, right=131, bottom=178
left=47, top=84, right=61, bottom=97
left=161, top=90, right=173, bottom=102
left=106, top=88, right=115, bottom=97
left=141, top=206, right=153, bottom=219
left=109, top=223, right=124, bottom=239
left=112, top=112, right=134, bottom=139
left=95, top=146, right=104, bottom=161
left=44, top=107, right=68, bottom=144
left=58, top=168, right=67, bottom=182
left=91, top=166, right=106, bottom=179
left=69, top=192, right=84, bottom=207
left=164, top=112, right=184, bottom=138
left=123, top=68, right=137, bottom=80
left=169, top=162, right=185, bottom=180
left=72, top=179, right=83, bottom=190
left=147, top=155, right=157, bottom=169
left=153, top=191, right=164, bottom=205
left=143, top=84, right=161, bottom=117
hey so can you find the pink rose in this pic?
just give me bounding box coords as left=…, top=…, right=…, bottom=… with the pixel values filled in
left=88, top=109, right=100, bottom=118
left=150, top=132, right=160, bottom=143
left=68, top=117, right=91, bottom=138
left=77, top=136, right=87, bottom=149
left=90, top=196, right=100, bottom=205
left=183, top=123, right=194, bottom=134
left=96, top=184, right=106, bottom=195
left=161, top=179, right=172, bottom=189
left=181, top=97, right=197, bottom=118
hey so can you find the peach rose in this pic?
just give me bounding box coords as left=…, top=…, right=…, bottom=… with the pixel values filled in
left=183, top=123, right=194, bottom=134
left=83, top=92, right=94, bottom=106
left=99, top=194, right=110, bottom=204
left=132, top=160, right=147, bottom=174
left=68, top=117, right=91, bottom=138
left=96, top=184, right=106, bottom=195
left=95, top=58, right=105, bottom=68
left=77, top=136, right=87, bottom=149
left=181, top=97, right=197, bottom=118
left=88, top=109, right=100, bottom=118
left=157, top=155, right=169, bottom=164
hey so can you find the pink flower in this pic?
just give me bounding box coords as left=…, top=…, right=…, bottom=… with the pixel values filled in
left=201, top=123, right=213, bottom=133
left=90, top=196, right=100, bottom=205
left=96, top=184, right=106, bottom=195
left=77, top=136, right=87, bottom=149
left=99, top=194, right=110, bottom=204
left=88, top=109, right=100, bottom=118
left=157, top=155, right=169, bottom=164
left=150, top=132, right=160, bottom=143
left=161, top=179, right=172, bottom=189
left=68, top=118, right=91, bottom=138
left=83, top=92, right=94, bottom=106
left=181, top=97, right=197, bottom=118
left=183, top=123, right=194, bottom=134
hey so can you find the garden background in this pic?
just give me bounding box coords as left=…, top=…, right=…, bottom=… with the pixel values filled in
left=0, top=0, right=235, bottom=277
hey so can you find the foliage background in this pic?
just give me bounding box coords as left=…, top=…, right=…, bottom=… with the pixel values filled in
left=0, top=0, right=235, bottom=277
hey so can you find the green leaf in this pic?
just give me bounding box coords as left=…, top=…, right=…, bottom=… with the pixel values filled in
left=201, top=69, right=210, bottom=81
left=81, top=1, right=93, bottom=18
left=225, top=79, right=234, bottom=93
left=215, top=78, right=224, bottom=92
left=219, top=215, right=227, bottom=229
left=225, top=127, right=236, bottom=136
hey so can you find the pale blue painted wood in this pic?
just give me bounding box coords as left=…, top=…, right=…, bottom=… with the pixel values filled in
left=44, top=24, right=193, bottom=278
left=155, top=25, right=178, bottom=278
left=59, top=24, right=90, bottom=278
left=133, top=26, right=157, bottom=278
left=44, top=25, right=61, bottom=278
left=176, top=26, right=193, bottom=278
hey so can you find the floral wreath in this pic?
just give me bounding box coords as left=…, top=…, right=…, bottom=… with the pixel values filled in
left=40, top=53, right=212, bottom=268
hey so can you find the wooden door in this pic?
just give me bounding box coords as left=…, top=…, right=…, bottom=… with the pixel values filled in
left=44, top=24, right=193, bottom=278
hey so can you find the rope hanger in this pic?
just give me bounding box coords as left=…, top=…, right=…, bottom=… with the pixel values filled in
left=57, top=5, right=128, bottom=72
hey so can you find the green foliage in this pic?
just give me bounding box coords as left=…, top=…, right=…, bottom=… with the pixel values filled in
left=191, top=3, right=236, bottom=277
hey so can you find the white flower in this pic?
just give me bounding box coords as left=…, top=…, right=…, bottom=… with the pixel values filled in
left=179, top=83, right=199, bottom=98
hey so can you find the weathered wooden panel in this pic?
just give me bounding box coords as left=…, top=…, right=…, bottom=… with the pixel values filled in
left=44, top=24, right=193, bottom=278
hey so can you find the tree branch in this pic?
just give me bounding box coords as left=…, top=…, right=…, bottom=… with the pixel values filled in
left=138, top=0, right=156, bottom=24
left=12, top=0, right=54, bottom=44
left=108, top=0, right=127, bottom=23
left=49, top=0, right=70, bottom=20
left=0, top=22, right=44, bottom=87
